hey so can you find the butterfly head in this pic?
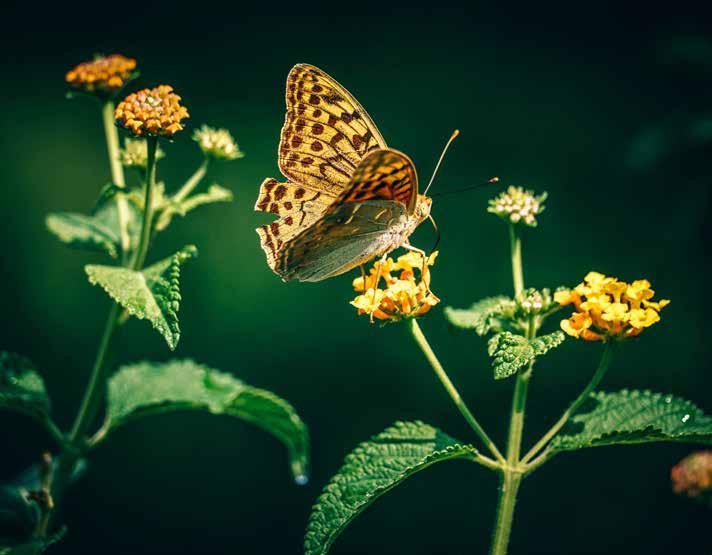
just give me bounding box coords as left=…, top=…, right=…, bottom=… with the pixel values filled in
left=414, top=194, right=433, bottom=223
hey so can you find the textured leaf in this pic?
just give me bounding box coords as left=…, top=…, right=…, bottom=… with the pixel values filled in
left=551, top=390, right=712, bottom=452
left=487, top=331, right=565, bottom=380
left=444, top=296, right=514, bottom=335
left=530, top=331, right=566, bottom=355
left=46, top=201, right=140, bottom=258
left=155, top=184, right=233, bottom=232
left=106, top=359, right=309, bottom=482
left=46, top=211, right=118, bottom=258
left=304, top=421, right=477, bottom=555
left=0, top=353, right=50, bottom=424
left=487, top=332, right=532, bottom=379
left=85, top=245, right=197, bottom=350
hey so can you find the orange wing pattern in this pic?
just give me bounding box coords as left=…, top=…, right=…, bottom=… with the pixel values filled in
left=279, top=64, right=387, bottom=192
left=334, top=149, right=418, bottom=212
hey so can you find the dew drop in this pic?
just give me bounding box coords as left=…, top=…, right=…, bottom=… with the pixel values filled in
left=681, top=414, right=691, bottom=423
left=295, top=474, right=309, bottom=486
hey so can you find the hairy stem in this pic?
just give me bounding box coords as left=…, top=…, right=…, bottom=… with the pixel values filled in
left=490, top=224, right=530, bottom=555
left=53, top=136, right=159, bottom=505
left=154, top=158, right=209, bottom=231
left=130, top=137, right=158, bottom=271
left=509, top=224, right=523, bottom=297
left=101, top=101, right=131, bottom=262
left=521, top=342, right=615, bottom=465
left=409, top=319, right=504, bottom=464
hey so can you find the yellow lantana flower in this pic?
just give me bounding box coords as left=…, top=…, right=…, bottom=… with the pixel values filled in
left=557, top=271, right=669, bottom=341
left=350, top=251, right=439, bottom=322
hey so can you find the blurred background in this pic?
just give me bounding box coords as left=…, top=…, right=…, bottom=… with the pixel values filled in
left=1, top=3, right=711, bottom=554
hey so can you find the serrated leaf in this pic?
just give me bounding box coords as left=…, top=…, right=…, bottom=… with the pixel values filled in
left=530, top=331, right=566, bottom=355
left=105, top=359, right=309, bottom=482
left=487, top=332, right=532, bottom=379
left=304, top=421, right=477, bottom=555
left=551, top=390, right=712, bottom=452
left=487, top=331, right=566, bottom=380
left=46, top=211, right=118, bottom=258
left=0, top=353, right=50, bottom=425
left=155, top=184, right=233, bottom=232
left=85, top=245, right=197, bottom=350
left=444, top=296, right=514, bottom=335
left=46, top=201, right=140, bottom=258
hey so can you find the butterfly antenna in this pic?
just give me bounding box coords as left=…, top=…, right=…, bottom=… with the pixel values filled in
left=431, top=176, right=500, bottom=198
left=423, top=130, right=460, bottom=196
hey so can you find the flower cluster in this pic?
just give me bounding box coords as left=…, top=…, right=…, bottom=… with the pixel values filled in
left=114, top=85, right=189, bottom=137
left=555, top=272, right=669, bottom=341
left=119, top=138, right=165, bottom=168
left=351, top=251, right=440, bottom=322
left=193, top=125, right=244, bottom=160
left=488, top=186, right=547, bottom=227
left=66, top=54, right=137, bottom=94
left=672, top=451, right=712, bottom=499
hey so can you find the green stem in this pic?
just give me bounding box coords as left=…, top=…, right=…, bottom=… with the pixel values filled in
left=154, top=158, right=209, bottom=232
left=173, top=158, right=209, bottom=203
left=130, top=137, right=158, bottom=271
left=490, top=470, right=522, bottom=555
left=509, top=224, right=523, bottom=297
left=490, top=224, right=530, bottom=555
left=52, top=136, right=159, bottom=504
left=521, top=342, right=615, bottom=465
left=409, top=319, right=505, bottom=464
left=101, top=101, right=131, bottom=262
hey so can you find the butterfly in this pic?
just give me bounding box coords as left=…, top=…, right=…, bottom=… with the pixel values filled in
left=255, top=63, right=438, bottom=283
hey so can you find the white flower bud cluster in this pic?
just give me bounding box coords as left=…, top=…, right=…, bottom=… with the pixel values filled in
left=192, top=125, right=244, bottom=160
left=119, top=138, right=165, bottom=168
left=488, top=186, right=547, bottom=227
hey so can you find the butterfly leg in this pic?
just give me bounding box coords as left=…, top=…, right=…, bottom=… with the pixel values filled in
left=402, top=242, right=431, bottom=295
left=369, top=254, right=388, bottom=323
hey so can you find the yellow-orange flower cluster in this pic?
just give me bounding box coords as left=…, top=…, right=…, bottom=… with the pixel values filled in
left=114, top=85, right=189, bottom=137
left=555, top=271, right=669, bottom=341
left=351, top=251, right=440, bottom=322
left=672, top=450, right=712, bottom=498
left=66, top=54, right=137, bottom=93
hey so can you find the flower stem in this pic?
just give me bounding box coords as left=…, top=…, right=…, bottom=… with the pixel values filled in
left=509, top=224, right=523, bottom=297
left=154, top=158, right=209, bottom=231
left=130, top=137, right=158, bottom=271
left=409, top=319, right=504, bottom=464
left=521, top=342, right=615, bottom=465
left=490, top=224, right=530, bottom=555
left=52, top=136, right=159, bottom=504
left=101, top=100, right=131, bottom=262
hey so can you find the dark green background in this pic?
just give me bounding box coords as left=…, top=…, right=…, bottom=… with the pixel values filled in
left=2, top=4, right=711, bottom=554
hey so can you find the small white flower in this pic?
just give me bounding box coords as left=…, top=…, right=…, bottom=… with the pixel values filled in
left=192, top=125, right=244, bottom=160
left=487, top=186, right=547, bottom=227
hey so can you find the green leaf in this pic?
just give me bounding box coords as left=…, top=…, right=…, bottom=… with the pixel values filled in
left=155, top=184, right=233, bottom=232
left=105, top=359, right=309, bottom=482
left=444, top=296, right=514, bottom=335
left=487, top=331, right=565, bottom=380
left=85, top=245, right=197, bottom=350
left=46, top=200, right=140, bottom=258
left=0, top=353, right=50, bottom=425
left=46, top=211, right=118, bottom=258
left=551, top=390, right=712, bottom=452
left=487, top=332, right=532, bottom=379
left=530, top=331, right=565, bottom=355
left=304, top=421, right=477, bottom=555
left=0, top=528, right=66, bottom=555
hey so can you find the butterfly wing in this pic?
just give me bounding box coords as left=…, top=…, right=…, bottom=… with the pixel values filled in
left=276, top=200, right=407, bottom=282
left=257, top=63, right=392, bottom=275
left=275, top=149, right=419, bottom=282
left=279, top=63, right=387, bottom=194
